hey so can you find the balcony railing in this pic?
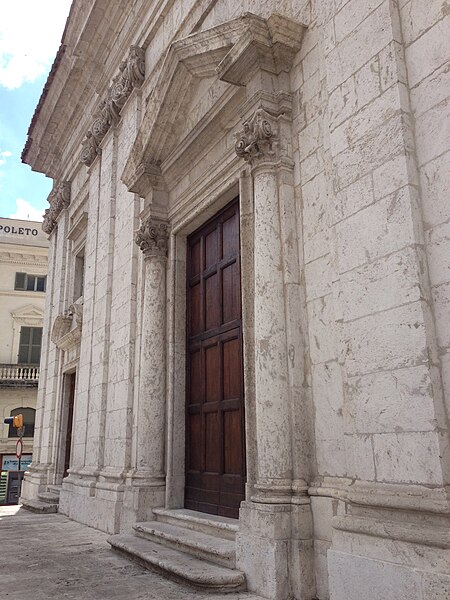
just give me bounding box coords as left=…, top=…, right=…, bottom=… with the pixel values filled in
left=0, top=364, right=40, bottom=386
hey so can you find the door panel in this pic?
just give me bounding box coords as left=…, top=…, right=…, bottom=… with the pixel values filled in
left=185, top=198, right=245, bottom=518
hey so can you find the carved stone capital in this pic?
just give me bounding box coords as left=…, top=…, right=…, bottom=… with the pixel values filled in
left=42, top=180, right=71, bottom=234
left=80, top=46, right=145, bottom=167
left=135, top=218, right=169, bottom=259
left=235, top=108, right=279, bottom=167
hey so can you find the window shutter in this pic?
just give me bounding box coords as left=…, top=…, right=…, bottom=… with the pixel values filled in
left=15, top=272, right=26, bottom=290
left=18, top=327, right=31, bottom=363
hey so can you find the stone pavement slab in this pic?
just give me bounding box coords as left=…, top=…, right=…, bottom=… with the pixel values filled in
left=0, top=506, right=263, bottom=600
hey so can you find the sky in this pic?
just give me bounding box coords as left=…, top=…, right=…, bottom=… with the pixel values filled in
left=0, top=0, right=73, bottom=221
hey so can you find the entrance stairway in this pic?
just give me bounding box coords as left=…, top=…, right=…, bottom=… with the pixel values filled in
left=21, top=484, right=60, bottom=513
left=108, top=508, right=246, bottom=593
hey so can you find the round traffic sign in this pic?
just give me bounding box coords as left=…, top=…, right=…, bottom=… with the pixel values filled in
left=16, top=438, right=23, bottom=459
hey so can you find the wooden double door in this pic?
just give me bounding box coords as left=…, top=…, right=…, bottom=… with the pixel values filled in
left=185, top=198, right=246, bottom=518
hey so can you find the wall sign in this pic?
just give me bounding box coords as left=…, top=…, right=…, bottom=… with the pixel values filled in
left=1, top=455, right=32, bottom=471
left=0, top=225, right=38, bottom=236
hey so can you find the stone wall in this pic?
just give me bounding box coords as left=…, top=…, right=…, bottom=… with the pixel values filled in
left=21, top=1, right=449, bottom=598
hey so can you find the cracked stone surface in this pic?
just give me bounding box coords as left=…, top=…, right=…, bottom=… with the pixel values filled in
left=0, top=506, right=263, bottom=600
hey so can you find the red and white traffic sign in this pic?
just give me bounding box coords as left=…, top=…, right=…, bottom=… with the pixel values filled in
left=16, top=438, right=23, bottom=459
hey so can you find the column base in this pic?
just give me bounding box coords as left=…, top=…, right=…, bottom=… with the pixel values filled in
left=20, top=462, right=51, bottom=503
left=59, top=468, right=124, bottom=534
left=120, top=472, right=166, bottom=533
left=236, top=500, right=314, bottom=600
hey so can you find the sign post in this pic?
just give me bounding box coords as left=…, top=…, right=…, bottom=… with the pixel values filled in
left=16, top=438, right=23, bottom=472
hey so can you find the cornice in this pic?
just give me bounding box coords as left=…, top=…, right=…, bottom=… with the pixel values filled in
left=21, top=0, right=141, bottom=178
left=0, top=291, right=46, bottom=300
left=0, top=252, right=47, bottom=266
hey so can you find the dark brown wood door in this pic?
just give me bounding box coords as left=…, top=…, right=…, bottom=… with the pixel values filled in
left=64, top=373, right=76, bottom=477
left=185, top=198, right=245, bottom=518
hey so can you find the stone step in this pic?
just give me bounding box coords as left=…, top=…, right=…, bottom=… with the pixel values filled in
left=108, top=534, right=246, bottom=593
left=134, top=521, right=236, bottom=568
left=153, top=508, right=238, bottom=541
left=38, top=492, right=60, bottom=504
left=21, top=498, right=58, bottom=514
left=47, top=485, right=61, bottom=497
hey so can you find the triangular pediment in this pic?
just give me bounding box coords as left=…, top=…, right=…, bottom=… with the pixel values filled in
left=122, top=12, right=305, bottom=196
left=11, top=305, right=44, bottom=325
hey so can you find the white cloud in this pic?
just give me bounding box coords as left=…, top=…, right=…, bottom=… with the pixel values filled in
left=0, top=150, right=12, bottom=166
left=9, top=198, right=44, bottom=221
left=0, top=1, right=72, bottom=89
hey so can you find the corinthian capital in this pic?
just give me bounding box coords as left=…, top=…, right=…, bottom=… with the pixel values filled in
left=135, top=217, right=169, bottom=258
left=235, top=108, right=279, bottom=166
left=42, top=180, right=71, bottom=234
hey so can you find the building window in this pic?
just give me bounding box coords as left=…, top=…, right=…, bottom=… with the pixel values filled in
left=73, top=248, right=85, bottom=300
left=15, top=272, right=46, bottom=292
left=18, top=327, right=42, bottom=364
left=8, top=407, right=35, bottom=438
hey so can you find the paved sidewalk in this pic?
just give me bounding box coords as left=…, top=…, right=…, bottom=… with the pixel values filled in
left=0, top=506, right=263, bottom=600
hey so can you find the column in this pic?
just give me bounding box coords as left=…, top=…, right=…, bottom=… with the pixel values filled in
left=236, top=108, right=293, bottom=500
left=234, top=106, right=313, bottom=600
left=129, top=217, right=169, bottom=518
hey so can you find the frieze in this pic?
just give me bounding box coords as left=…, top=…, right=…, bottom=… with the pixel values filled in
left=80, top=46, right=145, bottom=166
left=135, top=218, right=169, bottom=258
left=42, top=180, right=71, bottom=235
left=235, top=108, right=279, bottom=166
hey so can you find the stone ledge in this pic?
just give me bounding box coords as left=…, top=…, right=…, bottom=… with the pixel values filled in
left=333, top=514, right=450, bottom=549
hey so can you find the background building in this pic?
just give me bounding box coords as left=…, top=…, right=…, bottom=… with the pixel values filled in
left=0, top=218, right=48, bottom=504
left=20, top=1, right=450, bottom=599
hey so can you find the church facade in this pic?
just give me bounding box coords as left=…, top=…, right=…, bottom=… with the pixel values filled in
left=21, top=1, right=449, bottom=598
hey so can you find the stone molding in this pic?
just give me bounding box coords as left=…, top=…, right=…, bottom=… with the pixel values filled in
left=42, top=180, right=71, bottom=235
left=309, top=478, right=450, bottom=515
left=12, top=304, right=44, bottom=328
left=135, top=217, right=169, bottom=259
left=0, top=252, right=47, bottom=266
left=80, top=45, right=145, bottom=167
left=51, top=300, right=84, bottom=351
left=126, top=161, right=164, bottom=199
left=122, top=13, right=305, bottom=195
left=235, top=108, right=279, bottom=166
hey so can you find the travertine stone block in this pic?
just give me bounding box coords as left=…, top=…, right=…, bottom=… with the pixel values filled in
left=421, top=152, right=450, bottom=229
left=344, top=365, right=436, bottom=434
left=341, top=301, right=430, bottom=377
left=338, top=246, right=424, bottom=321
left=405, top=16, right=450, bottom=87
left=415, top=96, right=450, bottom=167
left=335, top=185, right=419, bottom=273
left=328, top=550, right=423, bottom=600
left=326, top=2, right=394, bottom=91
left=426, top=222, right=450, bottom=286
left=373, top=431, right=446, bottom=485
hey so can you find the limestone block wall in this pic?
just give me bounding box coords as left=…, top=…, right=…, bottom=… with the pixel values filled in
left=22, top=0, right=449, bottom=596
left=401, top=0, right=450, bottom=423
left=292, top=1, right=449, bottom=598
